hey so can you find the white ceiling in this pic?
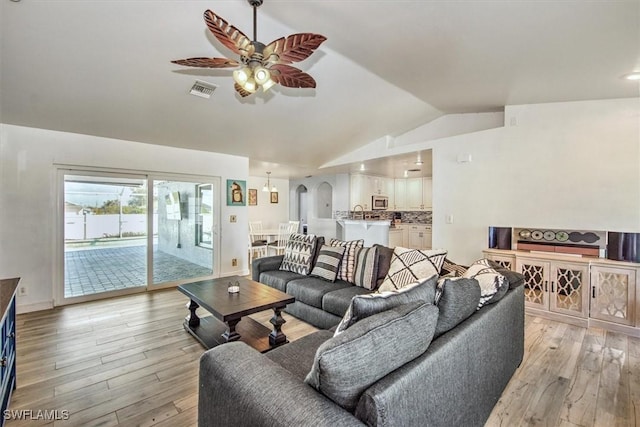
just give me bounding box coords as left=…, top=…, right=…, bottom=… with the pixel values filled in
left=1, top=1, right=638, bottom=179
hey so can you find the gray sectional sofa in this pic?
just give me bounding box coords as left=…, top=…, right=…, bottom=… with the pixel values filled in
left=250, top=253, right=383, bottom=329
left=197, top=241, right=526, bottom=427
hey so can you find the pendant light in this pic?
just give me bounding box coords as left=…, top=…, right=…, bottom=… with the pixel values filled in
left=263, top=171, right=277, bottom=193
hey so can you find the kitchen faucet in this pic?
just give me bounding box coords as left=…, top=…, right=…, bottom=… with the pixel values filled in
left=352, top=204, right=364, bottom=220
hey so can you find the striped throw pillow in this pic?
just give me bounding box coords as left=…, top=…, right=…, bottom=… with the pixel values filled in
left=310, top=246, right=346, bottom=282
left=329, top=238, right=364, bottom=283
left=352, top=246, right=379, bottom=290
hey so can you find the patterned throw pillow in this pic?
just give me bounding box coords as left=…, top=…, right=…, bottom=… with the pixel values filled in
left=440, top=258, right=469, bottom=277
left=310, top=245, right=346, bottom=282
left=279, top=233, right=318, bottom=275
left=352, top=246, right=379, bottom=290
left=378, top=247, right=447, bottom=292
left=462, top=259, right=507, bottom=309
left=329, top=238, right=364, bottom=283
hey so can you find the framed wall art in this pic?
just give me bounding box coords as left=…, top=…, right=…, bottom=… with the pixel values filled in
left=270, top=191, right=278, bottom=204
left=226, top=179, right=246, bottom=206
left=248, top=188, right=257, bottom=206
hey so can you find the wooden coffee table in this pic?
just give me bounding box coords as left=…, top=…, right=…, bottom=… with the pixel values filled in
left=177, top=276, right=295, bottom=353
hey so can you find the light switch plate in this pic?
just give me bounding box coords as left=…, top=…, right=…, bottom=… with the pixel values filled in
left=230, top=215, right=237, bottom=223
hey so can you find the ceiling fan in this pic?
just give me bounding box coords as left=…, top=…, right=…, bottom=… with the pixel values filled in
left=171, top=0, right=327, bottom=98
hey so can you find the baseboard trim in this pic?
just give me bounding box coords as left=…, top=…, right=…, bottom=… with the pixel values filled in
left=17, top=300, right=54, bottom=314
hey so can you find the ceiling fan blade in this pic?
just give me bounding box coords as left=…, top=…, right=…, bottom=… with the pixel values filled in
left=264, top=33, right=327, bottom=65
left=171, top=57, right=240, bottom=68
left=234, top=83, right=253, bottom=98
left=270, top=64, right=317, bottom=88
left=204, top=10, right=254, bottom=57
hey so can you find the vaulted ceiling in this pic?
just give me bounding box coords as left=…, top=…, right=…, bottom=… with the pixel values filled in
left=1, top=1, right=638, bottom=178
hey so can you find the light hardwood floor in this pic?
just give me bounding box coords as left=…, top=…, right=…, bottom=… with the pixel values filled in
left=6, top=289, right=638, bottom=426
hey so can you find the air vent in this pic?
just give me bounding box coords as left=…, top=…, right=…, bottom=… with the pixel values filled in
left=189, top=80, right=217, bottom=99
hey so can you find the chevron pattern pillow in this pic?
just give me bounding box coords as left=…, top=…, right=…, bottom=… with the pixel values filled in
left=378, top=247, right=447, bottom=292
left=279, top=233, right=318, bottom=275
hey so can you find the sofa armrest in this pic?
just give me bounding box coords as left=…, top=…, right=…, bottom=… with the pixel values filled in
left=199, top=342, right=364, bottom=427
left=251, top=255, right=284, bottom=281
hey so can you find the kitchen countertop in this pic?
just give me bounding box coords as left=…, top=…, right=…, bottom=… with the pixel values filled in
left=338, top=220, right=391, bottom=225
left=0, top=277, right=19, bottom=320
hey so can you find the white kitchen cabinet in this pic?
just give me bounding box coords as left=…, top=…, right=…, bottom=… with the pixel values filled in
left=404, top=177, right=433, bottom=211
left=371, top=177, right=392, bottom=196
left=406, top=178, right=423, bottom=210
left=393, top=179, right=406, bottom=210
left=388, top=229, right=403, bottom=248
left=422, top=177, right=432, bottom=209
left=396, top=224, right=432, bottom=249
left=350, top=174, right=395, bottom=210
left=349, top=174, right=369, bottom=210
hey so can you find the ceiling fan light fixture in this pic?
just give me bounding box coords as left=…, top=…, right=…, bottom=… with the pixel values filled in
left=243, top=78, right=257, bottom=93
left=261, top=78, right=276, bottom=92
left=171, top=1, right=327, bottom=99
left=254, top=67, right=271, bottom=85
left=233, top=68, right=250, bottom=85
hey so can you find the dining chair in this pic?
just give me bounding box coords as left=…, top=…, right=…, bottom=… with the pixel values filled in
left=268, top=223, right=292, bottom=255
left=288, top=220, right=300, bottom=234
left=248, top=221, right=268, bottom=264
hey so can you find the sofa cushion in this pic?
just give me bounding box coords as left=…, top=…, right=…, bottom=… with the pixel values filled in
left=286, top=277, right=352, bottom=309
left=279, top=233, right=318, bottom=275
left=463, top=259, right=508, bottom=308
left=329, top=238, right=364, bottom=283
left=322, top=286, right=373, bottom=317
left=434, top=277, right=481, bottom=337
left=266, top=330, right=335, bottom=382
left=373, top=244, right=394, bottom=287
left=334, top=274, right=438, bottom=335
left=304, top=301, right=439, bottom=412
left=259, top=270, right=302, bottom=292
left=352, top=246, right=378, bottom=290
left=378, top=247, right=447, bottom=292
left=310, top=245, right=346, bottom=282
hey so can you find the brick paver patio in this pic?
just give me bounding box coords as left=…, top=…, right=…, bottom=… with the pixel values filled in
left=64, top=245, right=212, bottom=297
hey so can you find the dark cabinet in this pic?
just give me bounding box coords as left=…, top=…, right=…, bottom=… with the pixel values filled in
left=0, top=278, right=18, bottom=425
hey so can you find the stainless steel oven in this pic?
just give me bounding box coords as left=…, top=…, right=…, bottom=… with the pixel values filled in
left=372, top=195, right=388, bottom=210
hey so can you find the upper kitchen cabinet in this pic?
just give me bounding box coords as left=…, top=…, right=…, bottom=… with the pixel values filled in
left=393, top=179, right=406, bottom=210
left=405, top=177, right=432, bottom=210
left=350, top=174, right=369, bottom=210
left=422, top=177, right=432, bottom=209
left=350, top=174, right=432, bottom=211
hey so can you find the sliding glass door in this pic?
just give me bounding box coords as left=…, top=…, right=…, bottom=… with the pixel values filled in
left=150, top=178, right=217, bottom=287
left=63, top=172, right=148, bottom=299
left=59, top=169, right=220, bottom=304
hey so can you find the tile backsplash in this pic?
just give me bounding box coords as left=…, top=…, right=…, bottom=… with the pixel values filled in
left=335, top=210, right=432, bottom=224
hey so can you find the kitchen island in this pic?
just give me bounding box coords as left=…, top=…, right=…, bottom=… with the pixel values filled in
left=335, top=219, right=391, bottom=246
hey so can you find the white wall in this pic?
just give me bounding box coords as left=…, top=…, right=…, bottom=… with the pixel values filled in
left=247, top=175, right=290, bottom=229
left=289, top=174, right=350, bottom=239
left=433, top=98, right=640, bottom=264
left=0, top=124, right=249, bottom=312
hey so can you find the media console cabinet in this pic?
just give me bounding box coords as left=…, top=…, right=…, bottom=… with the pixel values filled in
left=484, top=249, right=640, bottom=337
